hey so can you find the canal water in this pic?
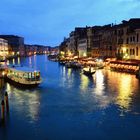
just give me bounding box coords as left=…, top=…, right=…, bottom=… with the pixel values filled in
left=1, top=55, right=140, bottom=140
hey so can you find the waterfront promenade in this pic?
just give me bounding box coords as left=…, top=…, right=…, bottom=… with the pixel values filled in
left=0, top=55, right=140, bottom=140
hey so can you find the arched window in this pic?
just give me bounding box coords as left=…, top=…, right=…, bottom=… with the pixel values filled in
left=126, top=49, right=128, bottom=54
left=133, top=49, right=135, bottom=55
left=130, top=49, right=132, bottom=55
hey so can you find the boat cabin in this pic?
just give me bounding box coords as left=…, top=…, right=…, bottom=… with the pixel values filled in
left=6, top=66, right=41, bottom=86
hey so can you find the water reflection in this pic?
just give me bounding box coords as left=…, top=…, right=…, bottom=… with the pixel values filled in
left=106, top=71, right=138, bottom=113
left=94, top=70, right=104, bottom=95
left=6, top=83, right=40, bottom=122
left=1, top=55, right=140, bottom=140
left=29, top=57, right=32, bottom=67
left=60, top=67, right=75, bottom=88
left=67, top=68, right=72, bottom=78
left=92, top=70, right=111, bottom=108
left=32, top=55, right=37, bottom=69
left=117, top=75, right=133, bottom=111
left=80, top=74, right=89, bottom=92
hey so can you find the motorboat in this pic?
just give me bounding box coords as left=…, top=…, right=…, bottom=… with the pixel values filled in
left=6, top=65, right=42, bottom=87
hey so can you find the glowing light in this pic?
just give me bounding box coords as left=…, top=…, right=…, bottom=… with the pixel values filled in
left=18, top=57, right=20, bottom=64
left=68, top=51, right=72, bottom=56
left=123, top=53, right=129, bottom=59
left=74, top=56, right=78, bottom=59
left=122, top=47, right=126, bottom=53
left=67, top=68, right=72, bottom=77
left=83, top=52, right=87, bottom=57
left=80, top=74, right=89, bottom=91
left=94, top=70, right=104, bottom=95
left=8, top=87, right=40, bottom=121
left=2, top=71, right=5, bottom=76
left=12, top=58, right=15, bottom=64
left=60, top=51, right=64, bottom=55
left=7, top=60, right=9, bottom=65
left=116, top=75, right=133, bottom=110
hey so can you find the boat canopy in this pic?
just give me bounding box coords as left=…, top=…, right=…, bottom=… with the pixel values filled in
left=7, top=66, right=41, bottom=80
left=9, top=66, right=40, bottom=73
left=110, top=61, right=139, bottom=66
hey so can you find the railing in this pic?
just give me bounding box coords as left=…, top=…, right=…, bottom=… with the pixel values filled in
left=9, top=76, right=41, bottom=85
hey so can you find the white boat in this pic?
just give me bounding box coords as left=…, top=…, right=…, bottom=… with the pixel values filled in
left=6, top=65, right=42, bottom=87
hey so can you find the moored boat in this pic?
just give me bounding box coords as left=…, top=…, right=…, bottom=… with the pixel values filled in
left=65, top=61, right=82, bottom=69
left=83, top=67, right=96, bottom=76
left=6, top=65, right=42, bottom=87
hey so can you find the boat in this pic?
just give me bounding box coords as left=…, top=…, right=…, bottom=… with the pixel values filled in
left=48, top=55, right=59, bottom=62
left=59, top=60, right=66, bottom=65
left=65, top=61, right=82, bottom=69
left=5, top=65, right=42, bottom=87
left=83, top=67, right=96, bottom=76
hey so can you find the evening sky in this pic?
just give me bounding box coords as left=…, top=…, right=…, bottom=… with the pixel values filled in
left=0, top=0, right=139, bottom=46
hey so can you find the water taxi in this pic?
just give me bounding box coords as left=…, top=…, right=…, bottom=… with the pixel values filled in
left=6, top=65, right=42, bottom=87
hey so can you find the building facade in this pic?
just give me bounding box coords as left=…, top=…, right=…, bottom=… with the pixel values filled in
left=78, top=38, right=88, bottom=58
left=116, top=19, right=140, bottom=60
left=0, top=35, right=24, bottom=57
left=0, top=38, right=10, bottom=59
left=59, top=18, right=140, bottom=61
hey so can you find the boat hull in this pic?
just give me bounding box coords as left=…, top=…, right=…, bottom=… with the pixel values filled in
left=5, top=77, right=41, bottom=88
left=83, top=70, right=96, bottom=76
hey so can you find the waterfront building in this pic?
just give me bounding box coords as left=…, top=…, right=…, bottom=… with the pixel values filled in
left=69, top=31, right=76, bottom=55
left=59, top=18, right=140, bottom=61
left=25, top=44, right=50, bottom=56
left=49, top=46, right=59, bottom=55
left=75, top=27, right=89, bottom=56
left=78, top=38, right=88, bottom=58
left=68, top=27, right=89, bottom=56
left=91, top=26, right=102, bottom=58
left=100, top=24, right=117, bottom=58
left=35, top=45, right=49, bottom=54
left=116, top=19, right=140, bottom=60
left=0, top=35, right=25, bottom=57
left=59, top=38, right=69, bottom=57
left=65, top=38, right=71, bottom=56
left=0, top=38, right=10, bottom=59
left=24, top=44, right=37, bottom=56
left=87, top=27, right=94, bottom=57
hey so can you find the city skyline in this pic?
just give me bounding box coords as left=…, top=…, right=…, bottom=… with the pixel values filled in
left=0, top=0, right=140, bottom=46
